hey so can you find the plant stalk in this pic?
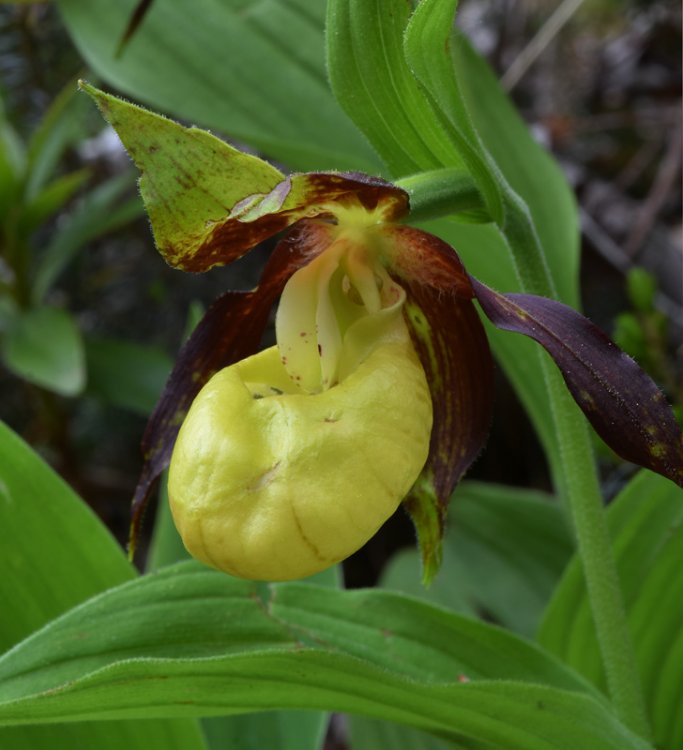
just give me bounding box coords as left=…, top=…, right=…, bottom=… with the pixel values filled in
left=396, top=168, right=485, bottom=223
left=500, top=192, right=651, bottom=741
left=388, top=139, right=650, bottom=740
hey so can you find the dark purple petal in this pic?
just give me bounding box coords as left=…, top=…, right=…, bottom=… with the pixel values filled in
left=128, top=231, right=317, bottom=557
left=472, top=279, right=683, bottom=487
left=400, top=282, right=495, bottom=581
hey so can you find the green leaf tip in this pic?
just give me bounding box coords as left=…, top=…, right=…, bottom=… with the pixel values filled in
left=77, top=80, right=110, bottom=114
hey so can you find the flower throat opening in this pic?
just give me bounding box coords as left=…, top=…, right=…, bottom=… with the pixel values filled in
left=273, top=226, right=407, bottom=395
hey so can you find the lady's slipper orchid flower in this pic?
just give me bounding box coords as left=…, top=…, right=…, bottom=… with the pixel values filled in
left=83, top=83, right=683, bottom=582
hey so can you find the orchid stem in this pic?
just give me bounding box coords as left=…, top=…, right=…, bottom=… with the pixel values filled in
left=397, top=169, right=484, bottom=223
left=406, top=166, right=650, bottom=736
left=500, top=190, right=651, bottom=741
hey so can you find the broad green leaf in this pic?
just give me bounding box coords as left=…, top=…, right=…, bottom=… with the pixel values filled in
left=452, top=36, right=579, bottom=307
left=57, top=0, right=378, bottom=172
left=406, top=1, right=578, bottom=304
left=539, top=471, right=683, bottom=750
left=403, top=0, right=476, bottom=149
left=1, top=564, right=588, bottom=691
left=326, top=0, right=464, bottom=175
left=402, top=0, right=503, bottom=221
left=326, top=0, right=577, bottom=491
left=0, top=421, right=134, bottom=647
left=0, top=657, right=650, bottom=750
left=31, top=171, right=142, bottom=303
left=383, top=482, right=572, bottom=637
left=405, top=6, right=580, bottom=489
left=0, top=562, right=651, bottom=750
left=1, top=306, right=85, bottom=396
left=0, top=420, right=207, bottom=749
left=85, top=336, right=172, bottom=416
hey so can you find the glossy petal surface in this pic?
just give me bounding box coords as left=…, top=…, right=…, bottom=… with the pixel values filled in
left=168, top=322, right=432, bottom=580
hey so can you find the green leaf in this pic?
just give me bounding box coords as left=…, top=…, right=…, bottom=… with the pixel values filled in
left=538, top=471, right=683, bottom=750
left=0, top=562, right=651, bottom=750
left=5, top=564, right=582, bottom=688
left=326, top=0, right=464, bottom=175
left=1, top=306, right=85, bottom=396
left=57, top=0, right=378, bottom=172
left=0, top=420, right=207, bottom=749
left=383, top=482, right=573, bottom=637
left=0, top=421, right=133, bottom=648
left=405, top=2, right=580, bottom=301
left=402, top=0, right=503, bottom=222
left=325, top=1, right=577, bottom=490
left=451, top=36, right=579, bottom=307
left=85, top=336, right=172, bottom=416
left=403, top=0, right=475, bottom=149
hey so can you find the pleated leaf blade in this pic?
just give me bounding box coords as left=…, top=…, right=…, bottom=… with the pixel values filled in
left=0, top=562, right=652, bottom=750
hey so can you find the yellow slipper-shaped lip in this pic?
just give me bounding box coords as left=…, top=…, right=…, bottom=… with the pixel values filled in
left=168, top=328, right=432, bottom=581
